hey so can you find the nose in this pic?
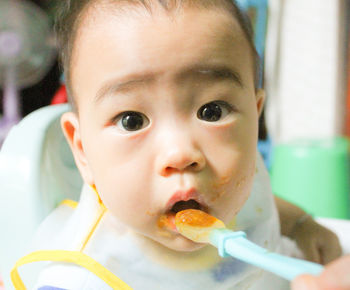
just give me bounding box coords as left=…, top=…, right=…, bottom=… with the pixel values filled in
left=156, top=130, right=206, bottom=177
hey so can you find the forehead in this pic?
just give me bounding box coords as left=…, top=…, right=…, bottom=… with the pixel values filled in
left=71, top=4, right=254, bottom=106
left=75, top=3, right=246, bottom=55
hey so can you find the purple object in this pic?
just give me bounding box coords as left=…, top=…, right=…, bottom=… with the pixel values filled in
left=0, top=0, right=56, bottom=146
left=0, top=67, right=21, bottom=146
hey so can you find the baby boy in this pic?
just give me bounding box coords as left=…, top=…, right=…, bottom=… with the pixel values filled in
left=12, top=0, right=341, bottom=289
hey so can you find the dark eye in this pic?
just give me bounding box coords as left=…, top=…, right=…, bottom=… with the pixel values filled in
left=116, top=111, right=149, bottom=131
left=197, top=101, right=232, bottom=122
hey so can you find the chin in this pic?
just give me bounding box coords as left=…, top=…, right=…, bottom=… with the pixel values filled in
left=162, top=235, right=207, bottom=252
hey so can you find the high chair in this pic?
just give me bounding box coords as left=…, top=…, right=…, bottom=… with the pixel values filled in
left=0, top=104, right=82, bottom=289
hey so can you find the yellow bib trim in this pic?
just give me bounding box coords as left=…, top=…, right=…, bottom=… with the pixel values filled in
left=11, top=250, right=132, bottom=290
left=11, top=187, right=128, bottom=289
left=60, top=199, right=78, bottom=209
left=81, top=205, right=107, bottom=252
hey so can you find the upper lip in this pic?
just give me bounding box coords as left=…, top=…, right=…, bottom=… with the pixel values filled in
left=165, top=188, right=208, bottom=213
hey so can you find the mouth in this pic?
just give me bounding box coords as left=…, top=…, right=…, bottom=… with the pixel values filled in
left=165, top=189, right=208, bottom=213
left=168, top=199, right=206, bottom=214
left=157, top=190, right=209, bottom=233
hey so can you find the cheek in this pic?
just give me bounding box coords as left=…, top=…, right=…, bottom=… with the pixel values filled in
left=201, top=121, right=257, bottom=220
left=94, top=161, right=155, bottom=227
left=202, top=117, right=258, bottom=172
left=211, top=167, right=255, bottom=222
left=80, top=121, right=160, bottom=223
left=210, top=157, right=255, bottom=201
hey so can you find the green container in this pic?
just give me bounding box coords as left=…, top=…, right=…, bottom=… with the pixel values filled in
left=270, top=137, right=350, bottom=219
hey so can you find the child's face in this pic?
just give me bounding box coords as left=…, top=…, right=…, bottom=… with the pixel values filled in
left=62, top=5, right=264, bottom=252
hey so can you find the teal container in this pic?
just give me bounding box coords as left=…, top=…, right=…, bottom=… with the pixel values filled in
left=270, top=137, right=350, bottom=219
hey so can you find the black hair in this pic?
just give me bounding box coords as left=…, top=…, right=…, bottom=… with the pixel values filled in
left=54, top=0, right=259, bottom=110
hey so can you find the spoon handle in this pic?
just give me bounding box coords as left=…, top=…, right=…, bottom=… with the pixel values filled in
left=210, top=229, right=324, bottom=281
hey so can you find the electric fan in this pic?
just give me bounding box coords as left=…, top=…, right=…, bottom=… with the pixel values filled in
left=0, top=0, right=56, bottom=144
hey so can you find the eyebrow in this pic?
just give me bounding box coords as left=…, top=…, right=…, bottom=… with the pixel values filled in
left=187, top=65, right=243, bottom=87
left=95, top=76, right=153, bottom=104
left=95, top=64, right=243, bottom=103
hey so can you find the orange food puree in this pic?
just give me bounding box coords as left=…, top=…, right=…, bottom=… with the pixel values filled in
left=158, top=213, right=176, bottom=230
left=175, top=209, right=217, bottom=227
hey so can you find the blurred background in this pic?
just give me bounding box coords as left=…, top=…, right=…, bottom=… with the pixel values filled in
left=0, top=0, right=349, bottom=288
left=0, top=0, right=60, bottom=114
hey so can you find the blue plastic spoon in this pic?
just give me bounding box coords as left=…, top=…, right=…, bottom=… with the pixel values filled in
left=175, top=209, right=324, bottom=281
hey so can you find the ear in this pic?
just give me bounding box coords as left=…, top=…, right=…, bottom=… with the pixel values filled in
left=255, top=88, right=265, bottom=117
left=61, top=112, right=94, bottom=185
